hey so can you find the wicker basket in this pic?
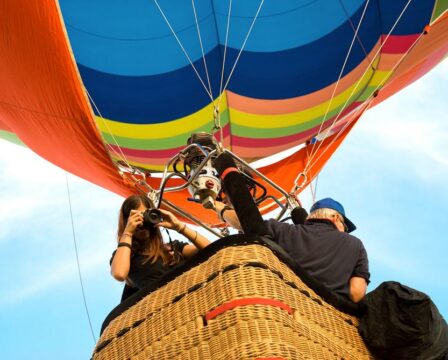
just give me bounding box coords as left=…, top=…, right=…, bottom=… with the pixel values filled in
left=93, top=238, right=375, bottom=360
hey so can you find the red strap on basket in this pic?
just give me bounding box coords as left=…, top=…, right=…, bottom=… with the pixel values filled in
left=205, top=297, right=293, bottom=321
left=220, top=167, right=239, bottom=181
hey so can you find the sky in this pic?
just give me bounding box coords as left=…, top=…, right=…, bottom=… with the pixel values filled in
left=0, top=60, right=447, bottom=359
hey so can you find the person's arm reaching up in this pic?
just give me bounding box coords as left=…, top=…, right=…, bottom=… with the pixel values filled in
left=111, top=209, right=143, bottom=281
left=157, top=208, right=211, bottom=258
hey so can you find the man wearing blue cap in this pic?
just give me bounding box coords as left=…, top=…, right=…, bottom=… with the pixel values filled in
left=215, top=197, right=370, bottom=303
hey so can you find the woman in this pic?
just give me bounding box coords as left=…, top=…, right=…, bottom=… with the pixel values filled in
left=110, top=194, right=210, bottom=292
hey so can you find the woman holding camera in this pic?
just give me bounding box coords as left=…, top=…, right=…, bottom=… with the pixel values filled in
left=110, top=194, right=210, bottom=293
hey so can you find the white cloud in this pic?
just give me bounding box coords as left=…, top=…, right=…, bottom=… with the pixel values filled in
left=335, top=60, right=448, bottom=185
left=0, top=141, right=124, bottom=305
left=370, top=247, right=423, bottom=278
left=0, top=243, right=109, bottom=307
left=0, top=142, right=66, bottom=240
left=0, top=140, right=123, bottom=237
left=358, top=116, right=448, bottom=169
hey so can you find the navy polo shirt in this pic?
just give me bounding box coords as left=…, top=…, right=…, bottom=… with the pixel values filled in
left=264, top=218, right=370, bottom=298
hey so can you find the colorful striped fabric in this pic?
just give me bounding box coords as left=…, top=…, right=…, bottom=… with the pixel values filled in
left=0, top=1, right=447, bottom=224
left=57, top=0, right=447, bottom=171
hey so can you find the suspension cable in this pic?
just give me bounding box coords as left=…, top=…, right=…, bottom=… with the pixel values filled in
left=305, top=21, right=423, bottom=174
left=191, top=0, right=214, bottom=100
left=86, top=90, right=133, bottom=171
left=86, top=89, right=152, bottom=195
left=305, top=145, right=318, bottom=203
left=218, top=0, right=265, bottom=106
left=309, top=25, right=425, bottom=174
left=153, top=0, right=215, bottom=102
left=219, top=0, right=233, bottom=97
left=305, top=0, right=371, bottom=169
left=212, top=0, right=233, bottom=146
left=213, top=0, right=265, bottom=147
left=308, top=176, right=318, bottom=204
left=377, top=33, right=426, bottom=95
left=311, top=175, right=319, bottom=203
left=65, top=173, right=97, bottom=344
left=303, top=0, right=413, bottom=175
left=304, top=98, right=374, bottom=175
left=338, top=0, right=372, bottom=63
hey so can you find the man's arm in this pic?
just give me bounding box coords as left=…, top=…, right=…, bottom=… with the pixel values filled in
left=349, top=276, right=367, bottom=303
left=214, top=201, right=242, bottom=230
left=349, top=241, right=370, bottom=302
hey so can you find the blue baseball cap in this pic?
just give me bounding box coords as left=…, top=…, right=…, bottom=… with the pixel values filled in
left=310, top=198, right=356, bottom=233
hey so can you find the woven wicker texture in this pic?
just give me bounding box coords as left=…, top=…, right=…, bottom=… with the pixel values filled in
left=93, top=243, right=375, bottom=359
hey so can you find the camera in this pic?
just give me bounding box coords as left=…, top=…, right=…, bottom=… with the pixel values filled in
left=142, top=209, right=163, bottom=227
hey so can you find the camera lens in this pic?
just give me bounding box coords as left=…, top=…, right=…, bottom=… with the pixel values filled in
left=143, top=209, right=163, bottom=227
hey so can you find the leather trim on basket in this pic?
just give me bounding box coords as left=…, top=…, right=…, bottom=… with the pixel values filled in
left=205, top=297, right=293, bottom=321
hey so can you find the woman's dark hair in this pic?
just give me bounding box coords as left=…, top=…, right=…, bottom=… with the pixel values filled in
left=118, top=194, right=175, bottom=266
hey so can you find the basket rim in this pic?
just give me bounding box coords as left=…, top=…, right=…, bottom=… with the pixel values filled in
left=101, top=234, right=361, bottom=334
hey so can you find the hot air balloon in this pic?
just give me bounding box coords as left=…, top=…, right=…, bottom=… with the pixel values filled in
left=1, top=0, right=447, bottom=226
left=2, top=2, right=448, bottom=359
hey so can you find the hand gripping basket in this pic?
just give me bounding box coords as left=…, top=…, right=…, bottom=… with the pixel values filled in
left=92, top=236, right=376, bottom=360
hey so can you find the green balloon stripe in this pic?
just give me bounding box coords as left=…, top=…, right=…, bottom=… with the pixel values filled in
left=230, top=96, right=363, bottom=138
left=432, top=0, right=448, bottom=22
left=101, top=111, right=229, bottom=150
left=0, top=130, right=25, bottom=146
left=357, top=86, right=378, bottom=102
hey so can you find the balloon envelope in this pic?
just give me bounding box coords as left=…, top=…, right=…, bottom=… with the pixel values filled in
left=0, top=0, right=447, bottom=223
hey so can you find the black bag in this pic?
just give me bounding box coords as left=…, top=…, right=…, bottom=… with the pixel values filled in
left=359, top=281, right=448, bottom=360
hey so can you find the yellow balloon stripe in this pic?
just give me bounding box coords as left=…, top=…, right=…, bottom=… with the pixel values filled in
left=0, top=130, right=25, bottom=146
left=229, top=66, right=376, bottom=129
left=111, top=156, right=166, bottom=172
left=96, top=93, right=228, bottom=139
left=369, top=69, right=392, bottom=87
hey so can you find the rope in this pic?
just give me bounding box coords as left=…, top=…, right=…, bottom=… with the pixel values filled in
left=85, top=90, right=133, bottom=171
left=65, top=173, right=97, bottom=344
left=219, top=0, right=233, bottom=97
left=153, top=0, right=215, bottom=102
left=304, top=98, right=374, bottom=174
left=338, top=0, right=372, bottom=63
left=213, top=0, right=264, bottom=145
left=212, top=0, right=233, bottom=146
left=303, top=0, right=413, bottom=175
left=305, top=18, right=424, bottom=174
left=305, top=145, right=318, bottom=203
left=310, top=14, right=424, bottom=172
left=311, top=175, right=319, bottom=203
left=218, top=0, right=265, bottom=106
left=305, top=0, right=371, bottom=170
left=87, top=89, right=155, bottom=196
left=191, top=0, right=214, bottom=100
left=376, top=32, right=425, bottom=95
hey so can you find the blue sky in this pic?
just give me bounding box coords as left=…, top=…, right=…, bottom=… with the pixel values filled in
left=0, top=60, right=447, bottom=359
